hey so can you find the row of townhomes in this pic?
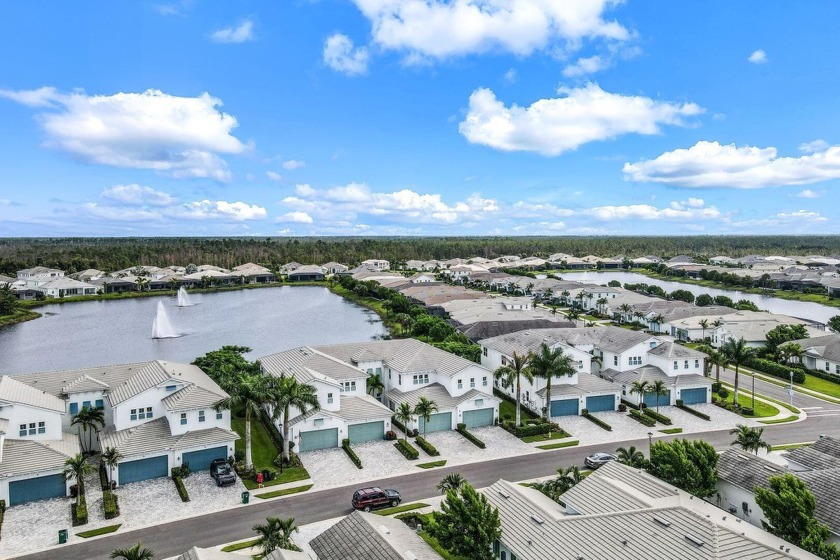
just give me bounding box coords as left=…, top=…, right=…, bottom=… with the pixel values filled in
left=0, top=360, right=237, bottom=505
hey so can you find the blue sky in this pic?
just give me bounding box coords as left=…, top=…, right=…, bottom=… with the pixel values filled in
left=1, top=1, right=840, bottom=236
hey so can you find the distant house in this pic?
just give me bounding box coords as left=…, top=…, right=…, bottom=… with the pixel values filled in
left=231, top=263, right=276, bottom=283
left=360, top=259, right=390, bottom=271
left=74, top=269, right=104, bottom=282
left=279, top=262, right=302, bottom=274
left=16, top=266, right=64, bottom=288
left=787, top=334, right=840, bottom=377
left=321, top=262, right=349, bottom=275
left=287, top=265, right=325, bottom=282
left=35, top=277, right=98, bottom=298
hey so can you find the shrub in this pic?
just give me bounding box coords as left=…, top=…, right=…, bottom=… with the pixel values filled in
left=391, top=415, right=406, bottom=433
left=711, top=382, right=722, bottom=393
left=259, top=410, right=285, bottom=449
left=618, top=403, right=627, bottom=412
left=456, top=425, right=486, bottom=449
left=415, top=436, right=440, bottom=456
left=524, top=418, right=543, bottom=425
left=394, top=439, right=420, bottom=460
left=746, top=358, right=806, bottom=383
left=173, top=476, right=190, bottom=502
left=717, top=387, right=730, bottom=399
left=234, top=450, right=245, bottom=462
left=72, top=495, right=88, bottom=526
left=621, top=399, right=641, bottom=410
left=581, top=410, right=612, bottom=431
left=98, top=464, right=109, bottom=492
left=643, top=408, right=673, bottom=425
left=171, top=464, right=190, bottom=478
left=741, top=407, right=755, bottom=416
left=341, top=439, right=363, bottom=469
left=411, top=428, right=420, bottom=437
left=273, top=451, right=302, bottom=469
left=628, top=408, right=656, bottom=427
left=676, top=401, right=711, bottom=421
left=502, top=413, right=512, bottom=421
left=501, top=421, right=566, bottom=438
left=385, top=430, right=397, bottom=441
left=103, top=490, right=120, bottom=519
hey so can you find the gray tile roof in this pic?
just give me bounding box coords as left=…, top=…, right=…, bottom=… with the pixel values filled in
left=175, top=547, right=240, bottom=560
left=385, top=383, right=494, bottom=410
left=718, top=448, right=784, bottom=492
left=783, top=447, right=840, bottom=470
left=98, top=417, right=238, bottom=459
left=791, top=335, right=840, bottom=363
left=0, top=376, right=66, bottom=413
left=460, top=319, right=574, bottom=342
left=310, top=510, right=442, bottom=560
left=332, top=395, right=393, bottom=422
left=480, top=326, right=655, bottom=357
left=648, top=342, right=707, bottom=359
left=600, top=366, right=710, bottom=388
left=261, top=347, right=365, bottom=384
left=162, top=384, right=226, bottom=412
left=264, top=549, right=311, bottom=560
left=535, top=373, right=619, bottom=398
left=0, top=432, right=81, bottom=478
left=810, top=435, right=840, bottom=458
left=797, top=468, right=840, bottom=535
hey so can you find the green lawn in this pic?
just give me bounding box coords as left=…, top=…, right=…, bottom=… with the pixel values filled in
left=76, top=524, right=121, bottom=538
left=521, top=431, right=571, bottom=443
left=417, top=460, right=447, bottom=469
left=772, top=442, right=811, bottom=451
left=659, top=428, right=683, bottom=434
left=375, top=502, right=430, bottom=516
left=231, top=414, right=310, bottom=488
left=419, top=531, right=469, bottom=560
left=759, top=415, right=800, bottom=425
left=717, top=387, right=780, bottom=418
left=798, top=374, right=840, bottom=399
left=221, top=538, right=260, bottom=552
left=536, top=440, right=580, bottom=450
left=745, top=372, right=840, bottom=404
left=498, top=399, right=538, bottom=422
left=255, top=484, right=313, bottom=500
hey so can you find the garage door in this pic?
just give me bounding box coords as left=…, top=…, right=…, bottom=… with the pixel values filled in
left=419, top=412, right=452, bottom=433
left=550, top=398, right=579, bottom=417
left=9, top=474, right=66, bottom=506
left=348, top=421, right=384, bottom=444
left=298, top=428, right=339, bottom=452
left=182, top=446, right=228, bottom=471
left=585, top=394, right=615, bottom=413
left=119, top=455, right=169, bottom=485
left=681, top=388, right=708, bottom=405
left=463, top=408, right=494, bottom=429
left=643, top=390, right=671, bottom=408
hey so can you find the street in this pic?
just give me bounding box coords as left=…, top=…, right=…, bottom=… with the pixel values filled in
left=716, top=366, right=840, bottom=417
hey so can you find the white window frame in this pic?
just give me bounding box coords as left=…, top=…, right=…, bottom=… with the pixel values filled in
left=38, top=421, right=45, bottom=434
left=457, top=379, right=463, bottom=389
left=180, top=413, right=187, bottom=426
left=198, top=410, right=206, bottom=423
left=327, top=393, right=334, bottom=404
left=483, top=376, right=488, bottom=387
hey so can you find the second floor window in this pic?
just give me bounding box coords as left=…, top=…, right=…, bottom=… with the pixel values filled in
left=216, top=411, right=223, bottom=420
left=629, top=356, right=642, bottom=366
left=413, top=374, right=429, bottom=385
left=198, top=410, right=206, bottom=422
left=38, top=421, right=45, bottom=434
left=673, top=361, right=679, bottom=370
left=470, top=378, right=475, bottom=388
left=341, top=381, right=357, bottom=392
left=457, top=379, right=463, bottom=389
left=180, top=413, right=187, bottom=425
left=695, top=359, right=700, bottom=368
left=684, top=360, right=689, bottom=369
left=130, top=407, right=153, bottom=421
left=613, top=356, right=618, bottom=366
left=483, top=376, right=488, bottom=387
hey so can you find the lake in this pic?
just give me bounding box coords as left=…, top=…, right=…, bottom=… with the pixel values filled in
left=0, top=286, right=387, bottom=374
left=561, top=271, right=837, bottom=324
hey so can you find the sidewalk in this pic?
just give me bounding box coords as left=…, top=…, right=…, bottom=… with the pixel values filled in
left=740, top=366, right=840, bottom=405
left=718, top=380, right=804, bottom=424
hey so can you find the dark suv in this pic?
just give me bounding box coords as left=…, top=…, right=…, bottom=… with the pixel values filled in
left=352, top=487, right=401, bottom=512
left=210, top=459, right=237, bottom=486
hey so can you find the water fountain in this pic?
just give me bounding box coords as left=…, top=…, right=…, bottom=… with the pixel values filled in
left=152, top=301, right=180, bottom=339
left=177, top=286, right=194, bottom=307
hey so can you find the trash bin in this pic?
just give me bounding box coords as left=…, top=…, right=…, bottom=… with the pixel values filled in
left=58, top=529, right=68, bottom=544
left=241, top=491, right=250, bottom=504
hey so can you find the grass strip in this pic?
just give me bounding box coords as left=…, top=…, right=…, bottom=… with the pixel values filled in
left=537, top=440, right=580, bottom=450
left=255, top=484, right=313, bottom=500
left=772, top=442, right=812, bottom=451
left=417, top=460, right=447, bottom=469
left=521, top=431, right=572, bottom=443
left=242, top=467, right=309, bottom=490
left=759, top=415, right=799, bottom=424
left=76, top=524, right=121, bottom=538
left=221, top=538, right=260, bottom=552
left=659, top=427, right=683, bottom=434
left=375, top=502, right=431, bottom=516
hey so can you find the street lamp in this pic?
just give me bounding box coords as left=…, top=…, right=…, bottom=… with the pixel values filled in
left=647, top=431, right=653, bottom=458
left=751, top=371, right=756, bottom=410
left=789, top=371, right=795, bottom=407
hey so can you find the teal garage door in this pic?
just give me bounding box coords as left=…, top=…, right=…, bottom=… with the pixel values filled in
left=681, top=388, right=708, bottom=405
left=119, top=455, right=168, bottom=485
left=463, top=408, right=494, bottom=429
left=9, top=474, right=66, bottom=506
left=643, top=390, right=671, bottom=408
left=550, top=398, right=579, bottom=417
left=585, top=394, right=615, bottom=413
left=299, top=428, right=339, bottom=452
left=348, top=421, right=384, bottom=444
left=419, top=412, right=452, bottom=433
left=182, top=446, right=228, bottom=471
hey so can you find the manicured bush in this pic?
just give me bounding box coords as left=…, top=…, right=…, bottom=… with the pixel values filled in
left=385, top=430, right=397, bottom=441
left=676, top=401, right=711, bottom=421
left=260, top=410, right=285, bottom=449
left=717, top=387, right=730, bottom=399
left=342, top=439, right=363, bottom=469
left=581, top=409, right=612, bottom=431
left=501, top=420, right=566, bottom=438
left=391, top=415, right=406, bottom=433
left=618, top=403, right=627, bottom=412
left=628, top=408, right=656, bottom=427
left=173, top=476, right=190, bottom=502
left=621, top=399, right=641, bottom=410
left=103, top=490, right=120, bottom=519
left=456, top=425, right=486, bottom=449
left=746, top=358, right=806, bottom=383
left=643, top=408, right=673, bottom=426
left=394, top=439, right=420, bottom=460
left=98, top=464, right=110, bottom=492
left=741, top=407, right=755, bottom=416
left=72, top=495, right=88, bottom=526
left=415, top=436, right=440, bottom=456
left=711, top=382, right=722, bottom=393
left=805, top=367, right=840, bottom=384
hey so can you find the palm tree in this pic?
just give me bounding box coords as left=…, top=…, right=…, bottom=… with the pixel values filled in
left=722, top=337, right=754, bottom=406
left=699, top=319, right=709, bottom=341
left=712, top=319, right=723, bottom=329
left=618, top=303, right=632, bottom=323
left=730, top=425, right=772, bottom=455
left=706, top=348, right=727, bottom=382
left=566, top=308, right=581, bottom=326
left=560, top=290, right=570, bottom=305
left=493, top=352, right=533, bottom=427
left=215, top=372, right=277, bottom=469
left=71, top=406, right=105, bottom=455
left=648, top=380, right=668, bottom=412
left=596, top=297, right=608, bottom=316
left=366, top=374, right=385, bottom=399
left=529, top=343, right=576, bottom=438
left=629, top=380, right=649, bottom=407
left=413, top=397, right=438, bottom=439
left=274, top=376, right=320, bottom=462
left=252, top=517, right=299, bottom=556
left=436, top=473, right=466, bottom=494
left=110, top=542, right=154, bottom=560
left=101, top=447, right=123, bottom=486
left=650, top=314, right=665, bottom=332
left=615, top=446, right=646, bottom=468
left=394, top=402, right=415, bottom=444
left=63, top=453, right=93, bottom=505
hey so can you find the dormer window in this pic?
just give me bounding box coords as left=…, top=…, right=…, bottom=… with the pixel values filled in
left=673, top=361, right=679, bottom=370
left=165, top=385, right=177, bottom=392
left=327, top=392, right=334, bottom=404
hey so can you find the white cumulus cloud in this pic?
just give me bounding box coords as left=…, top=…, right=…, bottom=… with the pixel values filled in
left=748, top=49, right=767, bottom=64
left=459, top=83, right=703, bottom=156
left=277, top=211, right=314, bottom=224
left=323, top=34, right=370, bottom=75
left=0, top=88, right=248, bottom=181
left=799, top=139, right=829, bottom=153
left=795, top=189, right=824, bottom=198
left=282, top=159, right=306, bottom=170
left=101, top=184, right=178, bottom=207
left=562, top=55, right=609, bottom=77
left=180, top=200, right=266, bottom=221
left=266, top=171, right=283, bottom=182
left=623, top=140, right=840, bottom=188
left=211, top=20, right=255, bottom=44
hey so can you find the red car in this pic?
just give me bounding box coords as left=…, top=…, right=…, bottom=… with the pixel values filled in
left=351, top=487, right=401, bottom=512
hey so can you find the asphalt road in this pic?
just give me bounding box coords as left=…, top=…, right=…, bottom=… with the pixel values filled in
left=16, top=412, right=840, bottom=560
left=716, top=366, right=840, bottom=417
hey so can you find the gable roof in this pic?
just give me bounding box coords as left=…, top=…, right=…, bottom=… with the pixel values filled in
left=98, top=417, right=238, bottom=458
left=260, top=346, right=366, bottom=384
left=386, top=383, right=494, bottom=410
left=648, top=342, right=706, bottom=360
left=479, top=326, right=656, bottom=357
left=0, top=432, right=81, bottom=478
left=0, top=376, right=65, bottom=413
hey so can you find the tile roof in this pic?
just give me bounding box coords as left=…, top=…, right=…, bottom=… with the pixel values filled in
left=648, top=342, right=707, bottom=359
left=385, top=383, right=494, bottom=410
left=535, top=373, right=620, bottom=398
left=332, top=394, right=393, bottom=422
left=260, top=347, right=365, bottom=384
left=783, top=447, right=840, bottom=470
left=459, top=319, right=574, bottom=342
left=98, top=418, right=238, bottom=458
left=718, top=448, right=784, bottom=492
left=600, top=366, right=710, bottom=388
left=264, top=549, right=311, bottom=560
left=791, top=335, right=840, bottom=363
left=0, top=376, right=66, bottom=413
left=479, top=326, right=656, bottom=356
left=0, top=432, right=81, bottom=478
left=162, top=384, right=226, bottom=412
left=175, top=547, right=239, bottom=560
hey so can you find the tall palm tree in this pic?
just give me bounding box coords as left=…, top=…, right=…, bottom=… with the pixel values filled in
left=215, top=372, right=277, bottom=469
left=394, top=402, right=415, bottom=444
left=596, top=297, right=608, bottom=316
left=648, top=380, right=668, bottom=412
left=436, top=473, right=466, bottom=494
left=730, top=425, right=772, bottom=455
left=366, top=374, right=385, bottom=399
left=110, top=542, right=154, bottom=560
left=722, top=337, right=754, bottom=406
left=618, top=303, right=632, bottom=323
left=706, top=348, right=727, bottom=382
left=71, top=406, right=105, bottom=455
left=529, top=343, right=576, bottom=438
left=560, top=290, right=570, bottom=305
left=615, top=445, right=646, bottom=468
left=699, top=319, right=709, bottom=341
left=413, top=397, right=438, bottom=439
left=274, top=376, right=320, bottom=462
left=63, top=454, right=93, bottom=505
left=629, top=380, right=649, bottom=407
left=650, top=314, right=665, bottom=332
left=566, top=308, right=581, bottom=326
left=252, top=517, right=299, bottom=556
left=493, top=352, right=533, bottom=427
left=101, top=447, right=123, bottom=486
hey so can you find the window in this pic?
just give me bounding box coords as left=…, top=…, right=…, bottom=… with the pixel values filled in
left=28, top=422, right=36, bottom=435
left=475, top=399, right=484, bottom=407
left=836, top=364, right=840, bottom=375
left=146, top=407, right=153, bottom=419
left=483, top=376, right=488, bottom=387
left=483, top=347, right=488, bottom=357
left=82, top=401, right=91, bottom=410
left=366, top=368, right=373, bottom=375
left=493, top=541, right=500, bottom=554
left=165, top=385, right=176, bottom=391
left=327, top=393, right=334, bottom=404
left=95, top=399, right=104, bottom=409
left=628, top=356, right=642, bottom=366
left=198, top=410, right=206, bottom=422
left=413, top=374, right=429, bottom=385
left=375, top=367, right=382, bottom=376
left=613, top=355, right=618, bottom=366
left=650, top=341, right=657, bottom=348
left=501, top=552, right=507, bottom=560
left=398, top=375, right=402, bottom=386
left=19, top=424, right=26, bottom=437
left=673, top=361, right=679, bottom=370
left=826, top=362, right=831, bottom=372
left=578, top=361, right=584, bottom=369
left=340, top=381, right=357, bottom=392
left=314, top=418, right=324, bottom=427
left=130, top=409, right=138, bottom=421
left=180, top=413, right=187, bottom=425
left=684, top=360, right=689, bottom=369
left=216, top=411, right=223, bottom=420
left=69, top=402, right=79, bottom=415
left=457, top=379, right=463, bottom=389
left=694, top=359, right=700, bottom=369
left=470, top=378, right=475, bottom=388
left=38, top=421, right=45, bottom=434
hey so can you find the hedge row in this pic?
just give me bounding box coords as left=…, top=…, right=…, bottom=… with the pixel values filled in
left=621, top=398, right=641, bottom=411
left=98, top=464, right=110, bottom=491
left=501, top=420, right=567, bottom=438
left=746, top=358, right=806, bottom=383
left=394, top=439, right=420, bottom=460
left=0, top=502, right=4, bottom=541
left=628, top=408, right=656, bottom=427
left=173, top=476, right=190, bottom=502
left=391, top=415, right=407, bottom=434
left=103, top=490, right=120, bottom=519
left=456, top=423, right=486, bottom=449
left=643, top=408, right=673, bottom=426
left=807, top=367, right=840, bottom=384
left=260, top=410, right=285, bottom=449
left=415, top=436, right=440, bottom=457
left=675, top=400, right=711, bottom=421
left=581, top=410, right=612, bottom=431
left=342, top=439, right=363, bottom=469
left=72, top=495, right=88, bottom=527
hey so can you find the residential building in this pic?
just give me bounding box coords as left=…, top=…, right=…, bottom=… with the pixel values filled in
left=712, top=311, right=825, bottom=348
left=34, top=277, right=98, bottom=298
left=440, top=297, right=573, bottom=341
left=280, top=262, right=302, bottom=274
left=16, top=266, right=65, bottom=288
left=788, top=335, right=840, bottom=377
left=321, top=261, right=349, bottom=275
left=288, top=265, right=326, bottom=282
left=360, top=259, right=390, bottom=271
left=175, top=547, right=310, bottom=560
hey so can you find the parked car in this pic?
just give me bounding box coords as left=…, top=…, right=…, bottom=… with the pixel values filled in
left=210, top=459, right=237, bottom=486
left=351, top=487, right=401, bottom=512
left=584, top=452, right=617, bottom=469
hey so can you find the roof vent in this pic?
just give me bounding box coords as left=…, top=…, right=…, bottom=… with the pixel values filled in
left=685, top=534, right=705, bottom=547
left=531, top=514, right=545, bottom=525
left=378, top=525, right=390, bottom=535
left=653, top=516, right=671, bottom=527
left=763, top=465, right=778, bottom=472
left=498, top=490, right=511, bottom=499
left=404, top=552, right=417, bottom=560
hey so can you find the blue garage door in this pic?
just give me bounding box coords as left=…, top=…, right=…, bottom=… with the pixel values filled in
left=643, top=390, right=671, bottom=408
left=299, top=428, right=339, bottom=452
left=119, top=455, right=169, bottom=485
left=182, top=446, right=228, bottom=471
left=681, top=388, right=708, bottom=405
left=585, top=394, right=615, bottom=413
left=550, top=398, right=579, bottom=417
left=463, top=408, right=494, bottom=429
left=9, top=474, right=66, bottom=506
left=420, top=412, right=452, bottom=433
left=348, top=421, right=384, bottom=444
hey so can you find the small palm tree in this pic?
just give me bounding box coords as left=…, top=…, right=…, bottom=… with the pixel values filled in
left=699, top=319, right=709, bottom=341
left=274, top=376, right=320, bottom=462
left=366, top=374, right=385, bottom=399
left=648, top=380, right=668, bottom=412
left=413, top=397, right=438, bottom=439
left=566, top=308, right=581, bottom=325
left=650, top=314, right=665, bottom=332
left=394, top=402, right=415, bottom=444
left=706, top=348, right=727, bottom=382
left=629, top=380, right=649, bottom=407
left=71, top=406, right=106, bottom=455
left=722, top=337, right=755, bottom=406
left=63, top=453, right=93, bottom=505
left=616, top=446, right=646, bottom=468
left=493, top=351, right=533, bottom=427
left=437, top=473, right=466, bottom=494
left=110, top=542, right=154, bottom=560
left=101, top=447, right=123, bottom=486
left=730, top=424, right=772, bottom=455
left=253, top=516, right=299, bottom=556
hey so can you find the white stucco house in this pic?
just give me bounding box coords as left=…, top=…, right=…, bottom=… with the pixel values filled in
left=788, top=335, right=840, bottom=377
left=35, top=277, right=98, bottom=298
left=360, top=259, right=390, bottom=271
left=16, top=266, right=65, bottom=288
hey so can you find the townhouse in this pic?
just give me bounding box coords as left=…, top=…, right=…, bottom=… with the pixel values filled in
left=786, top=334, right=840, bottom=377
